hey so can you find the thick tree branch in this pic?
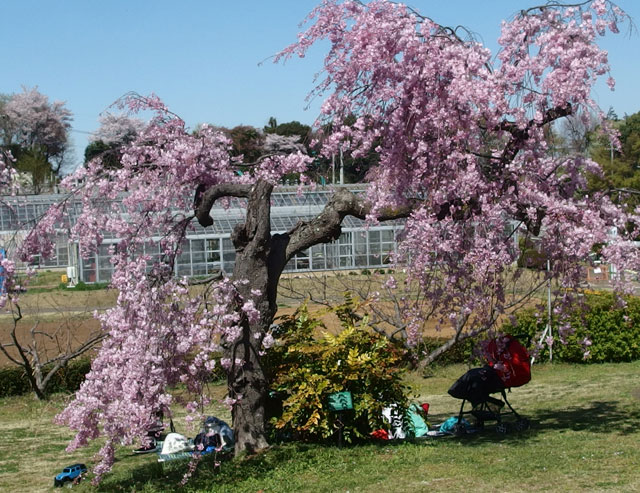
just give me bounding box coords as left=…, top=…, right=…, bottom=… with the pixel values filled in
left=499, top=104, right=573, bottom=167
left=282, top=188, right=417, bottom=262
left=194, top=182, right=252, bottom=227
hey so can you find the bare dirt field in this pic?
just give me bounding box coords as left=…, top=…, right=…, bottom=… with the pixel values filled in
left=0, top=272, right=456, bottom=366
left=0, top=269, right=562, bottom=366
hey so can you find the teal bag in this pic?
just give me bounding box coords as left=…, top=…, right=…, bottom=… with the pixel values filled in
left=408, top=404, right=429, bottom=437
left=439, top=416, right=470, bottom=433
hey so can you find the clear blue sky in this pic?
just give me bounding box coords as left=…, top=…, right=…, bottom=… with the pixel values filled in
left=2, top=0, right=639, bottom=171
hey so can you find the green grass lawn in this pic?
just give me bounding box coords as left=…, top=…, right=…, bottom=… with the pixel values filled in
left=1, top=362, right=639, bottom=492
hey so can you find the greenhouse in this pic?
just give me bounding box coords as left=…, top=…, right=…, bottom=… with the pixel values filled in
left=0, top=186, right=404, bottom=283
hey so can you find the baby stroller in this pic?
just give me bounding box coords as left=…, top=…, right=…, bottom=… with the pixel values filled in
left=447, top=335, right=531, bottom=434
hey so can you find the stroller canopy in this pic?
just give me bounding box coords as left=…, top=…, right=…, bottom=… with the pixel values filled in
left=448, top=366, right=505, bottom=407
left=486, top=335, right=531, bottom=388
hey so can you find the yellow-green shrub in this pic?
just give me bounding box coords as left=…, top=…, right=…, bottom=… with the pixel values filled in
left=266, top=301, right=411, bottom=443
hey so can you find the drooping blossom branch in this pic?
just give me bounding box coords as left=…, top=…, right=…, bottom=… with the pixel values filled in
left=16, top=0, right=639, bottom=482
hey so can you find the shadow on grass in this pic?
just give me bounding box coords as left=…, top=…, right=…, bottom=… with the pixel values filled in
left=428, top=399, right=640, bottom=447
left=95, top=400, right=640, bottom=491
left=531, top=400, right=640, bottom=435
left=95, top=442, right=331, bottom=492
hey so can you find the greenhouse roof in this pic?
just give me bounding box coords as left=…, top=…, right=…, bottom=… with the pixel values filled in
left=0, top=185, right=381, bottom=236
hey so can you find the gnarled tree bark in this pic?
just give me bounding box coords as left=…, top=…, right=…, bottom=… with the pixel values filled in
left=195, top=181, right=415, bottom=454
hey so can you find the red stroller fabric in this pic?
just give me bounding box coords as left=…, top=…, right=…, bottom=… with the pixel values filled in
left=486, top=335, right=531, bottom=388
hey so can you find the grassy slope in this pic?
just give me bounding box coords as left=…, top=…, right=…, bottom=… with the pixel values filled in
left=1, top=362, right=639, bottom=492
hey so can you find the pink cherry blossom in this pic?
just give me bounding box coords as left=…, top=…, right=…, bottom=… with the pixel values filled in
left=14, top=0, right=638, bottom=481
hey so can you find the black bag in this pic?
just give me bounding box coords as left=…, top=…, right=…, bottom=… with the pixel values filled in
left=194, top=431, right=222, bottom=450
left=448, top=365, right=505, bottom=407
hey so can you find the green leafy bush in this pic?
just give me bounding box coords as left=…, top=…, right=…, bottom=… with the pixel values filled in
left=504, top=292, right=640, bottom=363
left=420, top=337, right=476, bottom=366
left=67, top=281, right=109, bottom=291
left=0, top=358, right=92, bottom=398
left=0, top=366, right=31, bottom=397
left=266, top=301, right=412, bottom=443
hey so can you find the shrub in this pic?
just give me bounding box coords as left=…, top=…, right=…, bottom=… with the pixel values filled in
left=45, top=358, right=93, bottom=394
left=504, top=292, right=640, bottom=363
left=266, top=300, right=412, bottom=443
left=420, top=337, right=476, bottom=366
left=0, top=366, right=31, bottom=397
left=68, top=281, right=109, bottom=291
left=0, top=358, right=92, bottom=398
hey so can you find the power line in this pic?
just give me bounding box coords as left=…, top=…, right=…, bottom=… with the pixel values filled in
left=69, top=128, right=93, bottom=135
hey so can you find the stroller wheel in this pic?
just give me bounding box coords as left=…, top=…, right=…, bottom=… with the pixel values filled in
left=514, top=418, right=530, bottom=431
left=495, top=423, right=509, bottom=434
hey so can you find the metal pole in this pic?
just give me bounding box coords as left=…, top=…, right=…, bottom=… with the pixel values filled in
left=547, top=259, right=553, bottom=362
left=610, top=142, right=614, bottom=166
left=531, top=259, right=553, bottom=365
left=331, top=154, right=335, bottom=184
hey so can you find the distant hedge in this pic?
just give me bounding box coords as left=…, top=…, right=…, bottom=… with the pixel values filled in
left=421, top=337, right=475, bottom=365
left=421, top=292, right=640, bottom=365
left=0, top=358, right=92, bottom=399
left=504, top=292, right=640, bottom=363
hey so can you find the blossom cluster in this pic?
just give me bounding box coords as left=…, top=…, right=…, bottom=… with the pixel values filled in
left=278, top=0, right=637, bottom=345
left=14, top=93, right=317, bottom=479
left=18, top=0, right=639, bottom=482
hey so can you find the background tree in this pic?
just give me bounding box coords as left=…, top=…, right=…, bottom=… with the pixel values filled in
left=84, top=113, right=146, bottom=167
left=15, top=0, right=638, bottom=482
left=263, top=117, right=311, bottom=144
left=0, top=299, right=105, bottom=400
left=263, top=118, right=318, bottom=182
left=228, top=124, right=265, bottom=163
left=588, top=110, right=640, bottom=209
left=0, top=87, right=72, bottom=192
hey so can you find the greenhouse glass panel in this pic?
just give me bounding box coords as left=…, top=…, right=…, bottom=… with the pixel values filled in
left=222, top=237, right=235, bottom=272
left=206, top=238, right=221, bottom=264
left=368, top=253, right=382, bottom=266
left=310, top=244, right=326, bottom=270
left=355, top=255, right=368, bottom=267
left=339, top=255, right=353, bottom=268
left=177, top=242, right=191, bottom=265
left=56, top=240, right=69, bottom=265
left=324, top=243, right=338, bottom=269
left=295, top=249, right=310, bottom=270
left=381, top=229, right=395, bottom=242
left=98, top=268, right=113, bottom=283
left=284, top=259, right=295, bottom=271
left=176, top=263, right=191, bottom=277
left=369, top=240, right=381, bottom=255
left=192, top=263, right=207, bottom=276
left=354, top=232, right=366, bottom=254
left=191, top=238, right=204, bottom=252
left=98, top=245, right=112, bottom=270
left=82, top=254, right=97, bottom=283
left=191, top=240, right=205, bottom=263
left=354, top=231, right=367, bottom=266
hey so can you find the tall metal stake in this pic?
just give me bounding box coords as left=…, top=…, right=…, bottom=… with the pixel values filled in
left=531, top=259, right=553, bottom=364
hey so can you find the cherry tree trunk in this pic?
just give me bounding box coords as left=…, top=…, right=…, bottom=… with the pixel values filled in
left=227, top=181, right=279, bottom=455
left=228, top=256, right=274, bottom=454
